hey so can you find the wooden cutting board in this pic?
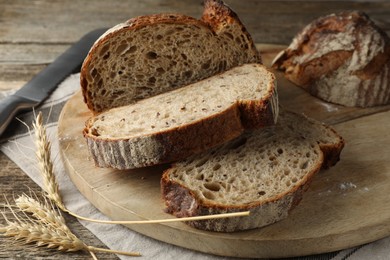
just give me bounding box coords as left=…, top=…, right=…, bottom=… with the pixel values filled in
left=58, top=44, right=390, bottom=258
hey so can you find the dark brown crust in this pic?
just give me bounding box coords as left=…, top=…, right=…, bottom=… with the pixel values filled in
left=201, top=0, right=261, bottom=63
left=81, top=0, right=261, bottom=114
left=239, top=75, right=277, bottom=129
left=272, top=11, right=361, bottom=86
left=281, top=50, right=353, bottom=89
left=318, top=135, right=345, bottom=169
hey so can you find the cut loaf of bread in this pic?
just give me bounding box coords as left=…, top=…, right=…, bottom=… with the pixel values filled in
left=161, top=110, right=344, bottom=232
left=81, top=0, right=260, bottom=113
left=272, top=11, right=390, bottom=107
left=84, top=64, right=278, bottom=170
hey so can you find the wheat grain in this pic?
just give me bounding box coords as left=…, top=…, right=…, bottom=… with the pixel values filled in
left=1, top=194, right=141, bottom=257
left=32, top=112, right=66, bottom=212
left=15, top=193, right=68, bottom=230
left=1, top=200, right=86, bottom=252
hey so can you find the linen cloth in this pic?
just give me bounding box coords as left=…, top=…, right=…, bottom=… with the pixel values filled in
left=0, top=74, right=389, bottom=260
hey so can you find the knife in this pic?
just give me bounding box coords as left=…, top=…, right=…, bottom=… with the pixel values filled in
left=0, top=28, right=107, bottom=136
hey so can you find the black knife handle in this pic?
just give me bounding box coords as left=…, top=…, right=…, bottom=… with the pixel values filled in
left=0, top=95, right=38, bottom=136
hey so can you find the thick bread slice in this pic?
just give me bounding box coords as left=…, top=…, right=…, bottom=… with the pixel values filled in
left=81, top=0, right=260, bottom=114
left=83, top=64, right=278, bottom=170
left=272, top=11, right=390, bottom=107
left=161, top=110, right=344, bottom=232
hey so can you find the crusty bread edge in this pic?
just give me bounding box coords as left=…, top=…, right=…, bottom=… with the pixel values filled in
left=81, top=0, right=261, bottom=114
left=83, top=64, right=278, bottom=170
left=272, top=11, right=390, bottom=107
left=160, top=112, right=344, bottom=232
left=161, top=150, right=323, bottom=232
left=201, top=0, right=261, bottom=63
left=80, top=13, right=211, bottom=114
left=83, top=104, right=243, bottom=170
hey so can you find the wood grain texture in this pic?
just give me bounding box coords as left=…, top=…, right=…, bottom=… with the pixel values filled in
left=1, top=0, right=390, bottom=84
left=1, top=1, right=390, bottom=259
left=56, top=46, right=390, bottom=258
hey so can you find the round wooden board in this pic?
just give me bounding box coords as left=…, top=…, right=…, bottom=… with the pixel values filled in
left=58, top=45, right=390, bottom=258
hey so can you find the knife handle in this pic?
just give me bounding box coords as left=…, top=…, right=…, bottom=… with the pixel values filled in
left=0, top=95, right=38, bottom=136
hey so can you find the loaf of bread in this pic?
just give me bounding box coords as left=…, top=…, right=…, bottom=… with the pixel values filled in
left=81, top=0, right=260, bottom=114
left=272, top=11, right=390, bottom=107
left=84, top=64, right=278, bottom=170
left=161, top=110, right=344, bottom=232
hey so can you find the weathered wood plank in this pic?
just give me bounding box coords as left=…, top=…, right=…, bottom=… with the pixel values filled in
left=1, top=0, right=390, bottom=87
left=0, top=43, right=69, bottom=82
left=1, top=0, right=390, bottom=44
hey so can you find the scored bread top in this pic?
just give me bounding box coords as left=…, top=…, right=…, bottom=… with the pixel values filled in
left=161, top=110, right=344, bottom=231
left=272, top=11, right=390, bottom=107
left=83, top=64, right=277, bottom=170
left=80, top=0, right=260, bottom=113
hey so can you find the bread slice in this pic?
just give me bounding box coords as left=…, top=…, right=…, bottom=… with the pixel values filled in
left=161, top=110, right=344, bottom=232
left=272, top=11, right=390, bottom=107
left=83, top=64, right=278, bottom=170
left=81, top=0, right=260, bottom=114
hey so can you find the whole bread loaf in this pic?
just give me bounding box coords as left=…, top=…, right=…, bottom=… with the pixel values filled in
left=161, top=110, right=344, bottom=232
left=81, top=0, right=260, bottom=113
left=84, top=64, right=278, bottom=170
left=272, top=11, right=390, bottom=107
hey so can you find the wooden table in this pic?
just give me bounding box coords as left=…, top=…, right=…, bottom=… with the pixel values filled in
left=1, top=1, right=390, bottom=259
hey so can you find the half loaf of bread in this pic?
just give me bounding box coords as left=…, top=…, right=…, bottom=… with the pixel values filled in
left=81, top=0, right=260, bottom=113
left=272, top=11, right=390, bottom=107
left=84, top=64, right=278, bottom=170
left=161, top=110, right=344, bottom=232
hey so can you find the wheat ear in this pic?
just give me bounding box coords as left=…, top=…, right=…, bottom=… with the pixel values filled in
left=33, top=112, right=66, bottom=212
left=16, top=193, right=67, bottom=228
left=0, top=194, right=141, bottom=257
left=1, top=197, right=86, bottom=252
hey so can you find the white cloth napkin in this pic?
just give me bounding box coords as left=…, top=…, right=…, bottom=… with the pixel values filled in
left=1, top=74, right=389, bottom=260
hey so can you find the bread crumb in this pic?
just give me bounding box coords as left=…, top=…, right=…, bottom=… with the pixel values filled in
left=318, top=189, right=332, bottom=197
left=339, top=181, right=357, bottom=191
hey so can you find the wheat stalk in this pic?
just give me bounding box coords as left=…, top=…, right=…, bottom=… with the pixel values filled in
left=0, top=194, right=141, bottom=257
left=33, top=112, right=66, bottom=212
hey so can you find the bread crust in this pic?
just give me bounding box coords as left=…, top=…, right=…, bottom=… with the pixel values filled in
left=84, top=104, right=244, bottom=169
left=80, top=14, right=207, bottom=113
left=81, top=0, right=261, bottom=114
left=83, top=66, right=278, bottom=169
left=201, top=0, right=261, bottom=63
left=161, top=111, right=344, bottom=232
left=273, top=11, right=390, bottom=107
left=161, top=152, right=322, bottom=232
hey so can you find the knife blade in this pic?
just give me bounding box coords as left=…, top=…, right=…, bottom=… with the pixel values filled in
left=0, top=28, right=107, bottom=136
